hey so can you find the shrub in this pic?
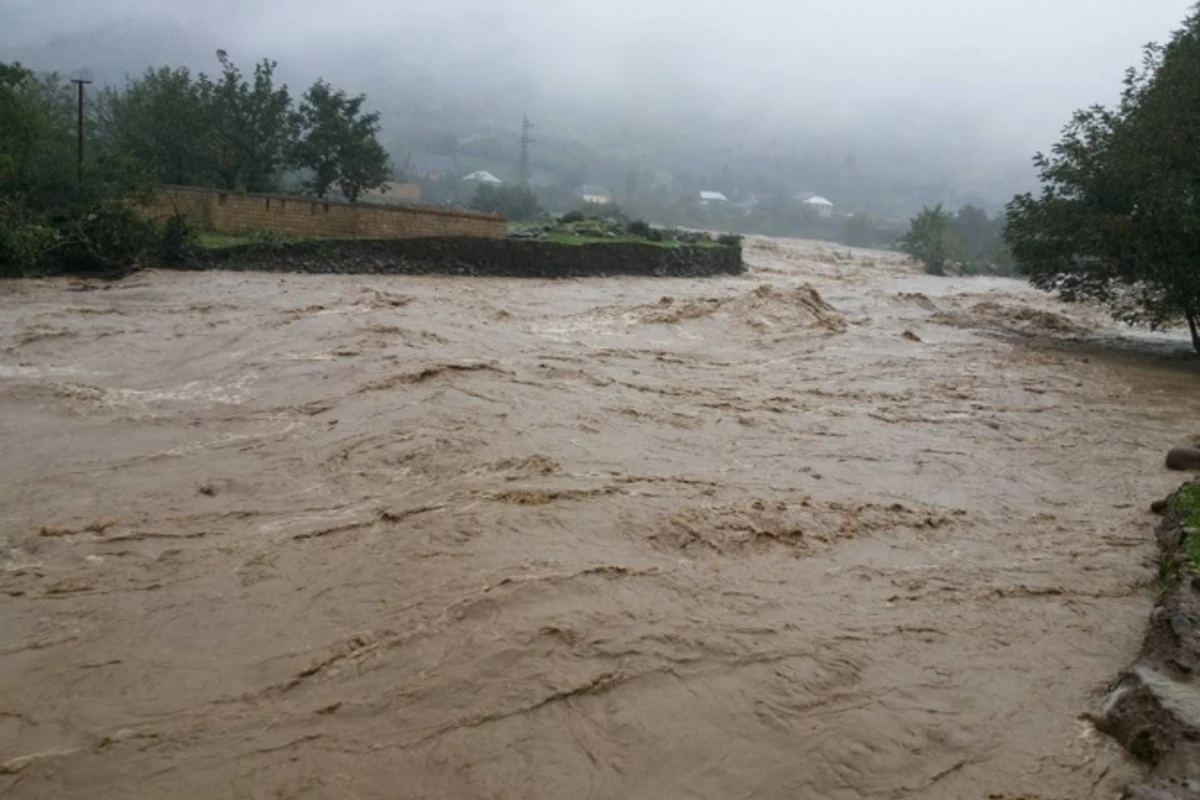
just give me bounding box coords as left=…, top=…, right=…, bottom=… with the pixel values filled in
left=627, top=219, right=652, bottom=238
left=0, top=199, right=56, bottom=276
left=46, top=199, right=159, bottom=274
left=900, top=205, right=964, bottom=276
left=581, top=201, right=626, bottom=223
left=248, top=227, right=289, bottom=246
left=560, top=210, right=585, bottom=223
left=160, top=213, right=194, bottom=265
left=717, top=233, right=744, bottom=247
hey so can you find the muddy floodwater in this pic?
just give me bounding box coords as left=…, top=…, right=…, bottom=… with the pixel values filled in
left=2, top=238, right=1199, bottom=799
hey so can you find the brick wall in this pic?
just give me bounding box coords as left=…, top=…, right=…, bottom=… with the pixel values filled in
left=145, top=186, right=505, bottom=240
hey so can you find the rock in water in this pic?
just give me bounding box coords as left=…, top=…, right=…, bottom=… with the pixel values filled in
left=1166, top=447, right=1200, bottom=471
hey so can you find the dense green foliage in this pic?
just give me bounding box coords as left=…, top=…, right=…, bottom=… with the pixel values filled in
left=198, top=52, right=293, bottom=192
left=291, top=80, right=390, bottom=201
left=470, top=184, right=542, bottom=220
left=97, top=52, right=390, bottom=197
left=97, top=67, right=212, bottom=186
left=899, top=205, right=963, bottom=276
left=1, top=52, right=394, bottom=275
left=1, top=62, right=159, bottom=275
left=1005, top=10, right=1200, bottom=353
left=513, top=214, right=734, bottom=249
left=899, top=204, right=1011, bottom=275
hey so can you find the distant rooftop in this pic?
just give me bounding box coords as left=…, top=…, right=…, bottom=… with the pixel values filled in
left=699, top=190, right=729, bottom=202
left=805, top=195, right=834, bottom=206
left=462, top=170, right=502, bottom=184
left=576, top=184, right=612, bottom=196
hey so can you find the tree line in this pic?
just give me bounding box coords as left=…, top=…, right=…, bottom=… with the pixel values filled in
left=899, top=6, right=1200, bottom=353
left=97, top=51, right=389, bottom=200
left=1, top=51, right=391, bottom=274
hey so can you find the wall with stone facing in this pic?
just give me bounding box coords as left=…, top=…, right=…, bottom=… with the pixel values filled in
left=183, top=237, right=744, bottom=278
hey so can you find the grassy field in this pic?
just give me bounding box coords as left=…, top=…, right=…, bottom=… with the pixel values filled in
left=1178, top=484, right=1200, bottom=567
left=509, top=221, right=725, bottom=249
left=542, top=231, right=719, bottom=248
left=197, top=225, right=730, bottom=251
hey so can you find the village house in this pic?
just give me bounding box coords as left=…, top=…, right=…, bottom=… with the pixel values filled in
left=576, top=184, right=614, bottom=205
left=699, top=190, right=729, bottom=206
left=462, top=170, right=502, bottom=186
left=804, top=195, right=835, bottom=217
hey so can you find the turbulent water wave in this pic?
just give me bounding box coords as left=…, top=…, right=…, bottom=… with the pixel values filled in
left=1, top=240, right=1198, bottom=798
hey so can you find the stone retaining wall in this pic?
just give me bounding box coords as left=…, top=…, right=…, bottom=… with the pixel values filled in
left=185, top=237, right=744, bottom=278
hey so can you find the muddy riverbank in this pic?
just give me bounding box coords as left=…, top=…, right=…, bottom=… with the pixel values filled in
left=2, top=237, right=1198, bottom=798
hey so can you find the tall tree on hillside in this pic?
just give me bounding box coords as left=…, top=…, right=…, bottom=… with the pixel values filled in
left=1005, top=10, right=1200, bottom=353
left=197, top=51, right=293, bottom=192
left=95, top=66, right=211, bottom=186
left=290, top=79, right=390, bottom=201
left=900, top=204, right=963, bottom=275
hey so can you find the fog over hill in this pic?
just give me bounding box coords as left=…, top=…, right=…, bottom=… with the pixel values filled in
left=3, top=0, right=1192, bottom=216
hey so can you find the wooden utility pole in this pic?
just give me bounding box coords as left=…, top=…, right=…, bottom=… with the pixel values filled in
left=70, top=77, right=92, bottom=185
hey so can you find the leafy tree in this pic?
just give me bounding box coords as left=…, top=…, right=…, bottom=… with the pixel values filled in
left=196, top=51, right=293, bottom=192
left=1, top=62, right=75, bottom=209
left=96, top=67, right=212, bottom=186
left=336, top=136, right=390, bottom=203
left=954, top=205, right=991, bottom=260
left=900, top=204, right=963, bottom=275
left=2, top=64, right=75, bottom=273
left=470, top=184, right=541, bottom=220
left=0, top=198, right=57, bottom=274
left=1, top=61, right=159, bottom=276
left=1005, top=10, right=1200, bottom=353
left=291, top=79, right=390, bottom=201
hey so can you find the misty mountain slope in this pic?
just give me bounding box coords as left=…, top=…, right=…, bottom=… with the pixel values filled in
left=2, top=0, right=1191, bottom=215
left=2, top=18, right=228, bottom=86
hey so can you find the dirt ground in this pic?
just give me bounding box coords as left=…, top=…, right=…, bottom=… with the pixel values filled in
left=2, top=238, right=1199, bottom=799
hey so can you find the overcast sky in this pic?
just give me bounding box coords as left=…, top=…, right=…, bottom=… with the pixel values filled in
left=3, top=0, right=1195, bottom=195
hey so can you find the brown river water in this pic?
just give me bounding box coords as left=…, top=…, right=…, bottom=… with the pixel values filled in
left=2, top=237, right=1199, bottom=799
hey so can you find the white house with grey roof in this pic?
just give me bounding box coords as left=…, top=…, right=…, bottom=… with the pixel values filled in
left=803, top=195, right=835, bottom=217
left=576, top=184, right=614, bottom=204
left=462, top=170, right=502, bottom=185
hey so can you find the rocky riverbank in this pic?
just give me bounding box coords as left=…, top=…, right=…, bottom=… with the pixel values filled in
left=1097, top=476, right=1200, bottom=799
